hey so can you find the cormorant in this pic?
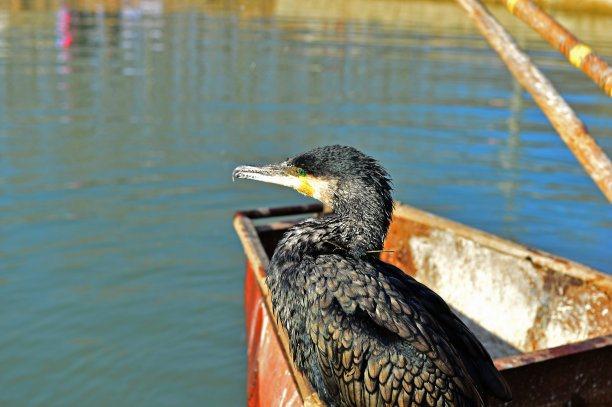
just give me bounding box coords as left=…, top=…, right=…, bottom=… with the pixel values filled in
left=233, top=145, right=512, bottom=407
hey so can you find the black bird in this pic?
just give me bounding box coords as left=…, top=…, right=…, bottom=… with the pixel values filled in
left=233, top=145, right=512, bottom=407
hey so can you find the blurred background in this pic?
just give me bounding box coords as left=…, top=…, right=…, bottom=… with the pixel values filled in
left=1, top=0, right=611, bottom=405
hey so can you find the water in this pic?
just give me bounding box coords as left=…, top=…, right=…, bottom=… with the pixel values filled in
left=1, top=1, right=611, bottom=405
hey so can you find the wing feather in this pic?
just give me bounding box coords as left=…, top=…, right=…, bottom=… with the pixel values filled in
left=308, top=254, right=488, bottom=407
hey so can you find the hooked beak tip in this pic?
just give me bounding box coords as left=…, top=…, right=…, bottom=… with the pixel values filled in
left=232, top=165, right=258, bottom=182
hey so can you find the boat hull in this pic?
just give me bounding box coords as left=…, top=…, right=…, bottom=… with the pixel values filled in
left=236, top=203, right=612, bottom=406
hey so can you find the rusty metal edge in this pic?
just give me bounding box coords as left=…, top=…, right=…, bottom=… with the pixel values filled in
left=234, top=212, right=323, bottom=406
left=392, top=203, right=612, bottom=291
left=494, top=332, right=612, bottom=369
left=234, top=203, right=323, bottom=220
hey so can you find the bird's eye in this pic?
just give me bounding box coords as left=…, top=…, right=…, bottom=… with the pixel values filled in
left=297, top=168, right=306, bottom=177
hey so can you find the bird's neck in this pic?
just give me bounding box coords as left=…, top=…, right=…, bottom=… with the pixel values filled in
left=304, top=194, right=392, bottom=258
left=331, top=209, right=390, bottom=258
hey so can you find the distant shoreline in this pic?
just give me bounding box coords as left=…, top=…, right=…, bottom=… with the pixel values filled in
left=2, top=0, right=612, bottom=15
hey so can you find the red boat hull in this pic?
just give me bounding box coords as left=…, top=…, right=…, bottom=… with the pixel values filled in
left=237, top=204, right=612, bottom=407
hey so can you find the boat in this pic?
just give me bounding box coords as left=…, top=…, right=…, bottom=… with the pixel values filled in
left=234, top=202, right=612, bottom=407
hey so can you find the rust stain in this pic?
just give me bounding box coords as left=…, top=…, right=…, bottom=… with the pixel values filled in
left=381, top=216, right=432, bottom=277
left=245, top=261, right=306, bottom=407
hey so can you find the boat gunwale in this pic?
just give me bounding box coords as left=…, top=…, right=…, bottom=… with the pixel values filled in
left=234, top=208, right=320, bottom=405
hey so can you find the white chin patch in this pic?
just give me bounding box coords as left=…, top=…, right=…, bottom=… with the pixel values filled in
left=308, top=177, right=336, bottom=208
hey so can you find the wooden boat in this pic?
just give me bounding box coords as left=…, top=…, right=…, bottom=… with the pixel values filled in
left=234, top=202, right=612, bottom=407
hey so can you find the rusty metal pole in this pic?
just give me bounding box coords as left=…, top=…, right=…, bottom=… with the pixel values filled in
left=501, top=0, right=612, bottom=98
left=454, top=0, right=612, bottom=204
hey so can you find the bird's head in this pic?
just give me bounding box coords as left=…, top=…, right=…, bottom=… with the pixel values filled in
left=233, top=145, right=393, bottom=218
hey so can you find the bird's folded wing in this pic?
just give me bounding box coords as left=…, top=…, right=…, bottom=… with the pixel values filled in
left=311, top=255, right=482, bottom=404
left=377, top=261, right=513, bottom=402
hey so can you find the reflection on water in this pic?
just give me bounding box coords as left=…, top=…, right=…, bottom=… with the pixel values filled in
left=1, top=0, right=611, bottom=406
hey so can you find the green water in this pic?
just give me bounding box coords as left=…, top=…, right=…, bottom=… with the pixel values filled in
left=1, top=1, right=611, bottom=406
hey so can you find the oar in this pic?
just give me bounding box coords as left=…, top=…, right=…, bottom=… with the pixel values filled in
left=454, top=0, right=612, bottom=204
left=501, top=0, right=612, bottom=98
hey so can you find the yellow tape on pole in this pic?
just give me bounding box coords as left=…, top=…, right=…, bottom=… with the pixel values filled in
left=506, top=0, right=522, bottom=14
left=569, top=44, right=592, bottom=68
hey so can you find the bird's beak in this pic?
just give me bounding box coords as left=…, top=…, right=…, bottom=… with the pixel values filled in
left=232, top=163, right=313, bottom=196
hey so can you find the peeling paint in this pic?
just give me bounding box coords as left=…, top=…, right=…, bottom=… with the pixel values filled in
left=544, top=290, right=610, bottom=349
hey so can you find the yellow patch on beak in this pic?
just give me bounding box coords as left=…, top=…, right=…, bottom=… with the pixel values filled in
left=297, top=178, right=315, bottom=197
